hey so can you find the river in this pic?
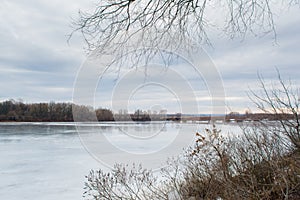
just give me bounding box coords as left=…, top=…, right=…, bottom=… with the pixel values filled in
left=0, top=122, right=241, bottom=200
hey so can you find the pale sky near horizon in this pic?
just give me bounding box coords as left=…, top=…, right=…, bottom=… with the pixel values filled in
left=0, top=0, right=300, bottom=114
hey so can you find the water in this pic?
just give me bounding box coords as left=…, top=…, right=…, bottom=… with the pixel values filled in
left=0, top=122, right=241, bottom=200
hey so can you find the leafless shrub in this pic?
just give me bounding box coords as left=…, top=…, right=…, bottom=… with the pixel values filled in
left=177, top=123, right=299, bottom=200
left=250, top=71, right=300, bottom=150
left=84, top=163, right=170, bottom=200
left=84, top=124, right=299, bottom=200
left=84, top=75, right=300, bottom=199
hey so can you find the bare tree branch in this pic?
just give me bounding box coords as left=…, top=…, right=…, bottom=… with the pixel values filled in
left=250, top=71, right=300, bottom=149
left=69, top=0, right=299, bottom=57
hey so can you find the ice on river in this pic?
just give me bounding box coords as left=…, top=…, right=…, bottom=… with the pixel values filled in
left=0, top=122, right=241, bottom=200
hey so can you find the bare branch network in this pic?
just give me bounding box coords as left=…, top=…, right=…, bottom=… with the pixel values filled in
left=71, top=0, right=299, bottom=55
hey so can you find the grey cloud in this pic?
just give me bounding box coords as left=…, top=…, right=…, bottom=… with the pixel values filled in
left=0, top=0, right=90, bottom=102
left=0, top=0, right=299, bottom=113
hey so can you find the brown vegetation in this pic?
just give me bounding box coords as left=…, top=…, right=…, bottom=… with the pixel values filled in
left=84, top=123, right=299, bottom=200
left=83, top=75, right=300, bottom=200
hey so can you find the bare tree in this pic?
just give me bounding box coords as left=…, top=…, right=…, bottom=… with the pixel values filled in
left=250, top=71, right=300, bottom=150
left=71, top=0, right=299, bottom=56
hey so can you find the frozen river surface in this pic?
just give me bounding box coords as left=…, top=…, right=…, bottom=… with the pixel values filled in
left=0, top=122, right=240, bottom=200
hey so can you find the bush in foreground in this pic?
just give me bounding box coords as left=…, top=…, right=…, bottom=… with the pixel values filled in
left=83, top=75, right=300, bottom=200
left=83, top=124, right=299, bottom=200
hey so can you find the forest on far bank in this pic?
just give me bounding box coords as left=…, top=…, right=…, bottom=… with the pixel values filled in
left=0, top=99, right=296, bottom=123
left=0, top=99, right=114, bottom=122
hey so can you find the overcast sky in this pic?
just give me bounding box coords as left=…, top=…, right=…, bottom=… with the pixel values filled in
left=0, top=1, right=299, bottom=114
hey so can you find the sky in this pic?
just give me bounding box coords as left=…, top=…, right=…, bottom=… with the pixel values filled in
left=0, top=0, right=300, bottom=114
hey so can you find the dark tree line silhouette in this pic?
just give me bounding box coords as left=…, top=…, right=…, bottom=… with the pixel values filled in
left=0, top=99, right=114, bottom=122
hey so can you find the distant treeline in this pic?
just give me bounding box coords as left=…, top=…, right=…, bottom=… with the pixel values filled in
left=0, top=100, right=114, bottom=122
left=3, top=99, right=292, bottom=123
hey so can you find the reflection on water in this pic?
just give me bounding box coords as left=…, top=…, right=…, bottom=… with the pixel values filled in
left=0, top=122, right=174, bottom=137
